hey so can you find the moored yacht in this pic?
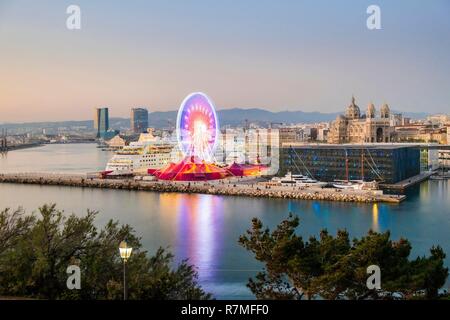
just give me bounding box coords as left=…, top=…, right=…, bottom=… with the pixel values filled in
left=272, top=172, right=327, bottom=187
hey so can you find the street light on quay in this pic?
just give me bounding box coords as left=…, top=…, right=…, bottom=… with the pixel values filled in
left=119, top=240, right=133, bottom=300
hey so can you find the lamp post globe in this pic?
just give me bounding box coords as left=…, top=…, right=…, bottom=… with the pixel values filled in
left=119, top=240, right=132, bottom=300
left=119, top=240, right=132, bottom=262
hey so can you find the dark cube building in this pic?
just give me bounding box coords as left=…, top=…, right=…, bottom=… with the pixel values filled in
left=280, top=144, right=420, bottom=184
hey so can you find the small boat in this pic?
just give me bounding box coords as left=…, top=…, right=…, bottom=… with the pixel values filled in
left=333, top=180, right=362, bottom=190
left=333, top=179, right=379, bottom=190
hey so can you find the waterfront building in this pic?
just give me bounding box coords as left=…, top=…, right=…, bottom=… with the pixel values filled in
left=215, top=128, right=279, bottom=174
left=247, top=128, right=280, bottom=174
left=94, top=108, right=109, bottom=138
left=417, top=128, right=446, bottom=144
left=277, top=123, right=330, bottom=142
left=327, top=97, right=395, bottom=144
left=390, top=113, right=409, bottom=127
left=426, top=114, right=450, bottom=126
left=131, top=108, right=149, bottom=133
left=439, top=150, right=450, bottom=170
left=317, top=127, right=329, bottom=142
left=394, top=125, right=423, bottom=142
left=447, top=126, right=450, bottom=144
left=105, top=135, right=128, bottom=150
left=395, top=125, right=447, bottom=144
left=215, top=128, right=240, bottom=164
left=438, top=125, right=450, bottom=170
left=310, top=128, right=318, bottom=140
left=420, top=147, right=440, bottom=171
left=280, top=143, right=420, bottom=184
left=278, top=127, right=301, bottom=144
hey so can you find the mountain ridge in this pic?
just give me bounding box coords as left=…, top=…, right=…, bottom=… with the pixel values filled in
left=1, top=108, right=430, bottom=130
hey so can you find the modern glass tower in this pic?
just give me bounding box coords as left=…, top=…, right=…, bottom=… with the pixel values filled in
left=131, top=108, right=149, bottom=133
left=94, top=108, right=109, bottom=138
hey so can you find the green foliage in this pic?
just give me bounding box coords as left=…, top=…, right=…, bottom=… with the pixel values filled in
left=0, top=204, right=211, bottom=300
left=0, top=207, right=35, bottom=256
left=239, top=213, right=449, bottom=300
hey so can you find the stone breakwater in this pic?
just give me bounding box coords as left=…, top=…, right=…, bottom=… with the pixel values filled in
left=0, top=173, right=405, bottom=203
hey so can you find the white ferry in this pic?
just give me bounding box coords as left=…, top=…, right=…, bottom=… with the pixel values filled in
left=105, top=131, right=180, bottom=176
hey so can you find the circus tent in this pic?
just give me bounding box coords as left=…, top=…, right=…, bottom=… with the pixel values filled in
left=150, top=156, right=231, bottom=181
left=150, top=158, right=268, bottom=181
left=227, top=162, right=267, bottom=177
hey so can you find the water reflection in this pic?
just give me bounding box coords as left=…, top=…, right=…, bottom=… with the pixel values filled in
left=419, top=180, right=430, bottom=202
left=0, top=144, right=113, bottom=173
left=433, top=180, right=449, bottom=202
left=174, top=194, right=223, bottom=281
left=312, top=201, right=330, bottom=229
left=372, top=203, right=379, bottom=232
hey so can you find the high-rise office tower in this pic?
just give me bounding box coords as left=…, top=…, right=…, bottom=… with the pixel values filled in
left=94, top=108, right=109, bottom=138
left=131, top=108, right=149, bottom=133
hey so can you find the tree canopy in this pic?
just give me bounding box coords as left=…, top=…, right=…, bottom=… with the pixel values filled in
left=0, top=204, right=211, bottom=300
left=239, top=213, right=448, bottom=300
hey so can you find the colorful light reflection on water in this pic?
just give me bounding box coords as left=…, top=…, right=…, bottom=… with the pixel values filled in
left=175, top=194, right=224, bottom=283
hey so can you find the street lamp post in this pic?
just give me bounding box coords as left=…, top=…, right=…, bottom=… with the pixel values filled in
left=119, top=240, right=133, bottom=300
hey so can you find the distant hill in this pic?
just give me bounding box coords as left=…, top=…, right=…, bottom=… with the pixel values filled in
left=1, top=108, right=430, bottom=131
left=119, top=108, right=428, bottom=128
left=216, top=108, right=341, bottom=126
left=147, top=108, right=428, bottom=128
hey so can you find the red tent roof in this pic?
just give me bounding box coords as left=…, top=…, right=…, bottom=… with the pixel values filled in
left=227, top=162, right=266, bottom=177
left=153, top=156, right=231, bottom=181
left=150, top=158, right=268, bottom=181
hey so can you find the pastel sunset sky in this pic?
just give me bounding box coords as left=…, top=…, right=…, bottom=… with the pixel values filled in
left=1, top=0, right=449, bottom=122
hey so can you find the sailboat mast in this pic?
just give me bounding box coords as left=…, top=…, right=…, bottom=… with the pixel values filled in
left=345, top=149, right=349, bottom=182
left=361, top=149, right=364, bottom=181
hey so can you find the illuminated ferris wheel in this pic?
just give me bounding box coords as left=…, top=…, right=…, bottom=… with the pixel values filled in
left=176, top=92, right=219, bottom=162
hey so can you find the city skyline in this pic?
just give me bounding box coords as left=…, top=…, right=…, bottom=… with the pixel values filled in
left=1, top=0, right=450, bottom=122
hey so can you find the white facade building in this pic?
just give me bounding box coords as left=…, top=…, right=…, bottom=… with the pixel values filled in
left=215, top=128, right=280, bottom=174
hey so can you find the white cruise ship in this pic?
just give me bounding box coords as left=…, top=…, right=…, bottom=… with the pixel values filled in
left=105, top=131, right=180, bottom=176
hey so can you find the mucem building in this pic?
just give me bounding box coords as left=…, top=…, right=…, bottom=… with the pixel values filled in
left=280, top=144, right=420, bottom=184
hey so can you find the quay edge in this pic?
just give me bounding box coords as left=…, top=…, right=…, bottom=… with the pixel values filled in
left=0, top=173, right=406, bottom=204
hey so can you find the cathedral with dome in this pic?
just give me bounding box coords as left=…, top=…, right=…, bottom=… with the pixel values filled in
left=327, top=96, right=395, bottom=144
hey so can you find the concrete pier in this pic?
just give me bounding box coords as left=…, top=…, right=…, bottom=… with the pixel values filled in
left=0, top=172, right=406, bottom=204
left=380, top=172, right=434, bottom=191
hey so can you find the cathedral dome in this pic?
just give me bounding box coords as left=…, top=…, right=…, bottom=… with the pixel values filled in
left=366, top=103, right=376, bottom=118
left=345, top=96, right=361, bottom=119
left=380, top=103, right=390, bottom=118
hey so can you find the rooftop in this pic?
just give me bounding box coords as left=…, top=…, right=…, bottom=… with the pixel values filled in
left=281, top=142, right=450, bottom=150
